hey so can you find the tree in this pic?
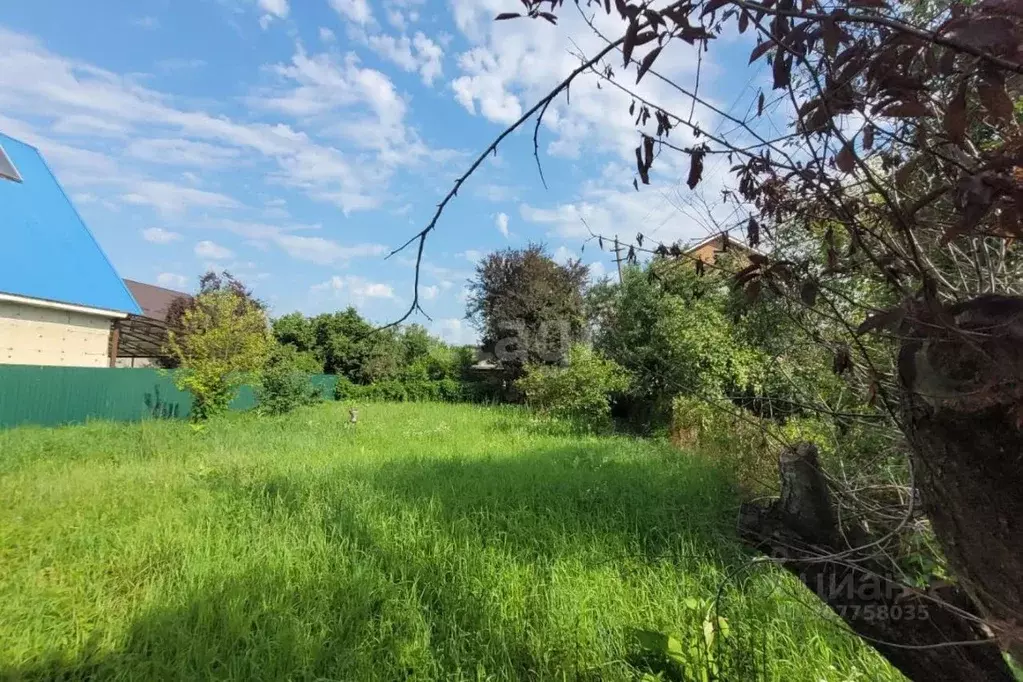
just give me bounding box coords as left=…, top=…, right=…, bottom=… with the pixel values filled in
left=387, top=0, right=1023, bottom=677
left=168, top=284, right=272, bottom=421
left=466, top=244, right=589, bottom=373
left=272, top=312, right=316, bottom=354
left=516, top=343, right=631, bottom=430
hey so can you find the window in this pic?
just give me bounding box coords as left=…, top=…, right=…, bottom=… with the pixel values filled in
left=0, top=143, right=22, bottom=183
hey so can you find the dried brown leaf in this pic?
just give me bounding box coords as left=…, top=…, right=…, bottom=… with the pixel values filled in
left=856, top=306, right=906, bottom=335
left=800, top=279, right=819, bottom=307
left=977, top=72, right=1014, bottom=124
left=495, top=12, right=521, bottom=20
left=772, top=53, right=791, bottom=89
left=822, top=18, right=840, bottom=58
left=880, top=100, right=932, bottom=118
left=702, top=0, right=730, bottom=16
left=745, top=278, right=762, bottom=303
left=622, top=20, right=639, bottom=66
left=635, top=146, right=650, bottom=184
left=687, top=149, right=705, bottom=189
left=749, top=40, right=774, bottom=64
left=636, top=45, right=663, bottom=84
left=836, top=142, right=856, bottom=173
left=944, top=82, right=968, bottom=144
left=863, top=124, right=875, bottom=150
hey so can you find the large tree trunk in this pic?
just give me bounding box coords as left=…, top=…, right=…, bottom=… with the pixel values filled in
left=740, top=443, right=1013, bottom=681
left=897, top=294, right=1023, bottom=663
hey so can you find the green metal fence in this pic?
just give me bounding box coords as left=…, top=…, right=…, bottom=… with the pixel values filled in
left=0, top=366, right=337, bottom=429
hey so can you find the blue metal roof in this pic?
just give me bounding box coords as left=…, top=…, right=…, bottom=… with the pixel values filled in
left=0, top=132, right=141, bottom=315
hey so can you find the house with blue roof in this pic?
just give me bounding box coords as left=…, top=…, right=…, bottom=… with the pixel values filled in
left=0, top=132, right=141, bottom=367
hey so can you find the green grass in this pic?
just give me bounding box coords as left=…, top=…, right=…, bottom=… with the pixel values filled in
left=0, top=402, right=898, bottom=681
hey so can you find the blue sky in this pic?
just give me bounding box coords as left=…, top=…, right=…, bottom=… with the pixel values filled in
left=0, top=0, right=762, bottom=343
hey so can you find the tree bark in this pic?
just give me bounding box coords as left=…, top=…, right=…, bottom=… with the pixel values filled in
left=740, top=442, right=1013, bottom=681
left=898, top=294, right=1023, bottom=663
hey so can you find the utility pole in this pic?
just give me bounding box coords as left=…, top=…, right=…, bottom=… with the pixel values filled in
left=612, top=235, right=625, bottom=284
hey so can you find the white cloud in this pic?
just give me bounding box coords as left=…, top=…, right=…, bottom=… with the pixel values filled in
left=432, top=318, right=477, bottom=345
left=329, top=0, right=373, bottom=25
left=448, top=0, right=709, bottom=163
left=197, top=217, right=389, bottom=266
left=157, top=272, right=189, bottom=289
left=364, top=31, right=444, bottom=86
left=553, top=245, right=575, bottom=264
left=459, top=249, right=483, bottom=263
left=121, top=182, right=240, bottom=214
left=142, top=227, right=182, bottom=244
left=133, top=16, right=159, bottom=29
left=250, top=46, right=455, bottom=209
left=495, top=211, right=509, bottom=238
left=273, top=235, right=387, bottom=265
left=194, top=240, right=234, bottom=260
left=475, top=182, right=519, bottom=202
left=386, top=9, right=407, bottom=31
left=311, top=274, right=396, bottom=305
left=319, top=27, right=336, bottom=42
left=517, top=165, right=721, bottom=245
left=421, top=284, right=439, bottom=300
left=258, top=0, right=289, bottom=18
left=589, top=261, right=607, bottom=280
left=413, top=33, right=443, bottom=86
left=0, top=28, right=447, bottom=215
left=126, top=138, right=241, bottom=168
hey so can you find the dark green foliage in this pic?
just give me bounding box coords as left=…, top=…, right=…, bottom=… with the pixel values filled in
left=516, top=344, right=631, bottom=431
left=466, top=244, right=588, bottom=371
left=589, top=257, right=844, bottom=431
left=272, top=309, right=490, bottom=405
left=256, top=345, right=323, bottom=416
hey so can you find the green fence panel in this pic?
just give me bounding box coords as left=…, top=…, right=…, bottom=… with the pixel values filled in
left=0, top=366, right=339, bottom=429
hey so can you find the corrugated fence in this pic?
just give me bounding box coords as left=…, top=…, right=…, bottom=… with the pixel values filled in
left=0, top=366, right=338, bottom=429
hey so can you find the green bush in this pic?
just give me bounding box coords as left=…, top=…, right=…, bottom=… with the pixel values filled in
left=168, top=288, right=272, bottom=421
left=670, top=395, right=839, bottom=495
left=516, top=344, right=631, bottom=431
left=256, top=345, right=323, bottom=416
left=333, top=372, right=469, bottom=404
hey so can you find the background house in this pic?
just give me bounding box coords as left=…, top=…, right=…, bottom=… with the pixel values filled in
left=684, top=233, right=753, bottom=265
left=0, top=132, right=141, bottom=367
left=115, top=279, right=193, bottom=368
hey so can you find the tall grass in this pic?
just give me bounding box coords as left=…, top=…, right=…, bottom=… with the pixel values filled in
left=0, top=402, right=898, bottom=681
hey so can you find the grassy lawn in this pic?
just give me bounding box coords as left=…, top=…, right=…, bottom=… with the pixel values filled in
left=0, top=402, right=898, bottom=681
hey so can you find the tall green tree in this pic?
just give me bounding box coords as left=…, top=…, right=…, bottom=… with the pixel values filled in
left=168, top=284, right=272, bottom=421
left=466, top=244, right=588, bottom=373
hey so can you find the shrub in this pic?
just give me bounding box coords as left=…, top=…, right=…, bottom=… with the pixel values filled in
left=168, top=287, right=272, bottom=421
left=256, top=345, right=323, bottom=416
left=333, top=371, right=469, bottom=404
left=516, top=344, right=631, bottom=431
left=670, top=395, right=837, bottom=496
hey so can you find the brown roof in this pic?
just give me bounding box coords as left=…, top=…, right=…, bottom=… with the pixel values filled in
left=123, top=279, right=191, bottom=322
left=683, top=233, right=754, bottom=255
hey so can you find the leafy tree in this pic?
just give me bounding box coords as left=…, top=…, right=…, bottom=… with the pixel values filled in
left=255, top=343, right=323, bottom=416
left=466, top=244, right=589, bottom=373
left=385, top=0, right=1023, bottom=673
left=168, top=285, right=272, bottom=421
left=516, top=344, right=631, bottom=431
left=591, top=260, right=772, bottom=428
left=272, top=312, right=317, bottom=354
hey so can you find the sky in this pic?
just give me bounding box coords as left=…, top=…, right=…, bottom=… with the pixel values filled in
left=0, top=0, right=765, bottom=344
